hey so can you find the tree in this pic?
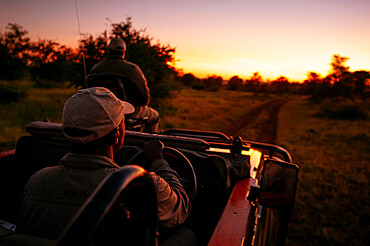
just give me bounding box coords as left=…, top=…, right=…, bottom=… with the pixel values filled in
left=78, top=32, right=108, bottom=72
left=202, top=75, right=223, bottom=91
left=303, top=72, right=331, bottom=103
left=245, top=72, right=263, bottom=94
left=270, top=76, right=289, bottom=94
left=181, top=73, right=198, bottom=87
left=227, top=75, right=243, bottom=90
left=248, top=72, right=262, bottom=84
left=100, top=17, right=179, bottom=104
left=0, top=23, right=30, bottom=80
left=330, top=54, right=349, bottom=79
left=28, top=40, right=77, bottom=87
left=352, top=70, right=370, bottom=99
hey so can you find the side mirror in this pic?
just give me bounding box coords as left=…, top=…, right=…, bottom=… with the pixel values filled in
left=259, top=158, right=299, bottom=210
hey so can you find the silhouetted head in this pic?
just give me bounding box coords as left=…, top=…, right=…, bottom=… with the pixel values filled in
left=108, top=37, right=126, bottom=58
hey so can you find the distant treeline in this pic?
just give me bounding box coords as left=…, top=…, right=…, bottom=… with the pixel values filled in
left=1, top=19, right=369, bottom=104
left=181, top=55, right=370, bottom=103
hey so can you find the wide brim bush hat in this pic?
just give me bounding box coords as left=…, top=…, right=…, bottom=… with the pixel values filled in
left=62, top=87, right=134, bottom=143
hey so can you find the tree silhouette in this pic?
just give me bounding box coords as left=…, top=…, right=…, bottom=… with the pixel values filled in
left=202, top=75, right=223, bottom=91
left=245, top=72, right=262, bottom=95
left=181, top=73, right=198, bottom=87
left=227, top=75, right=243, bottom=90
left=0, top=23, right=30, bottom=79
left=330, top=54, right=349, bottom=79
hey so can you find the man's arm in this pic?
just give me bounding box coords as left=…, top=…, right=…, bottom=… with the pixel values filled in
left=129, top=64, right=150, bottom=105
left=144, top=141, right=191, bottom=229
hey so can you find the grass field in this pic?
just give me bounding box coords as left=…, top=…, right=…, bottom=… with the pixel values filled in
left=0, top=87, right=76, bottom=151
left=159, top=89, right=277, bottom=131
left=0, top=87, right=368, bottom=245
left=278, top=97, right=369, bottom=246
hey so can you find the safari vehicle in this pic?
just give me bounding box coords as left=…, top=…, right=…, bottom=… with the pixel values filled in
left=0, top=120, right=299, bottom=246
left=0, top=79, right=299, bottom=246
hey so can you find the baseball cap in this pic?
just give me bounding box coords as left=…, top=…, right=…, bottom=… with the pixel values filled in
left=108, top=37, right=126, bottom=52
left=62, top=87, right=135, bottom=144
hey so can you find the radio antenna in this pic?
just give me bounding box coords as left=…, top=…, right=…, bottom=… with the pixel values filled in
left=74, top=0, right=87, bottom=87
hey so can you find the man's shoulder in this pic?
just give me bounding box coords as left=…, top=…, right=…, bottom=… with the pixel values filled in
left=29, top=166, right=61, bottom=180
left=25, top=166, right=62, bottom=191
left=122, top=60, right=142, bottom=71
left=96, top=59, right=141, bottom=70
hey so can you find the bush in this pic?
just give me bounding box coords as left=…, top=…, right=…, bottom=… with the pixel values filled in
left=315, top=101, right=368, bottom=120
left=0, top=82, right=28, bottom=103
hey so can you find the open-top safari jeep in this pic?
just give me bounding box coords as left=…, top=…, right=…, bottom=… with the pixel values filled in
left=0, top=79, right=299, bottom=245
left=0, top=121, right=299, bottom=246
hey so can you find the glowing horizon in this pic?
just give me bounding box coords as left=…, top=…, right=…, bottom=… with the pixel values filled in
left=1, top=0, right=369, bottom=82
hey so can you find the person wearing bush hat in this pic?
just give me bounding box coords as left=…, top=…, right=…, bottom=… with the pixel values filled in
left=89, top=37, right=160, bottom=133
left=62, top=87, right=134, bottom=145
left=18, top=87, right=191, bottom=241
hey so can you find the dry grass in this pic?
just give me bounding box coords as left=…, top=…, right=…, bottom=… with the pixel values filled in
left=277, top=96, right=369, bottom=246
left=159, top=88, right=275, bottom=131
left=0, top=88, right=76, bottom=151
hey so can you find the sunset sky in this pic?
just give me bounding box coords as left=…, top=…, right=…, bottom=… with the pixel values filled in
left=1, top=0, right=369, bottom=81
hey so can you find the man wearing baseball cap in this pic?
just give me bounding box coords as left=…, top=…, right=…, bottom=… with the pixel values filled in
left=17, top=87, right=191, bottom=241
left=89, top=37, right=160, bottom=133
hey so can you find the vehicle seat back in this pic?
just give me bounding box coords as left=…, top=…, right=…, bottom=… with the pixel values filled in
left=0, top=129, right=71, bottom=224
left=15, top=135, right=70, bottom=175
left=57, top=165, right=158, bottom=246
left=87, top=73, right=128, bottom=101
left=0, top=231, right=55, bottom=246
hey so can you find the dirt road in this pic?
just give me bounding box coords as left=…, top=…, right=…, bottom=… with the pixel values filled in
left=220, top=99, right=289, bottom=144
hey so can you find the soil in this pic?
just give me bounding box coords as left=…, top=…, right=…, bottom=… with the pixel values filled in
left=220, top=99, right=289, bottom=144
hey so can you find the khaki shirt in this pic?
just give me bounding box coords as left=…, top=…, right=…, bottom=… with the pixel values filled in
left=89, top=56, right=150, bottom=106
left=18, top=153, right=190, bottom=239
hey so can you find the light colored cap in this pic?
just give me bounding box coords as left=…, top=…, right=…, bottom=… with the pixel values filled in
left=62, top=87, right=135, bottom=144
left=108, top=37, right=126, bottom=52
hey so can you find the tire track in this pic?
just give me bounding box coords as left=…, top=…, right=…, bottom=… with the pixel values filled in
left=220, top=99, right=289, bottom=144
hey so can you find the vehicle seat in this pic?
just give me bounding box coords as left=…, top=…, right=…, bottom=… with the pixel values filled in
left=0, top=231, right=55, bottom=246
left=0, top=166, right=157, bottom=246
left=57, top=165, right=158, bottom=246
left=15, top=135, right=70, bottom=175
left=0, top=133, right=70, bottom=224
left=0, top=225, right=54, bottom=246
left=87, top=73, right=128, bottom=101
